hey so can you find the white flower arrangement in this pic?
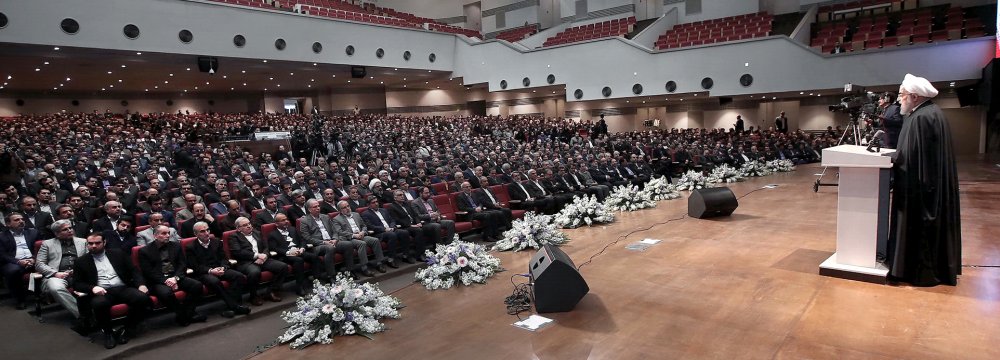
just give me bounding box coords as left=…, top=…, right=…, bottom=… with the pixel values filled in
left=740, top=160, right=773, bottom=177
left=278, top=274, right=403, bottom=349
left=674, top=170, right=718, bottom=191
left=710, top=164, right=745, bottom=183
left=553, top=195, right=616, bottom=228
left=414, top=240, right=503, bottom=290
left=766, top=159, right=796, bottom=172
left=604, top=184, right=657, bottom=212
left=641, top=176, right=682, bottom=201
left=493, top=212, right=570, bottom=252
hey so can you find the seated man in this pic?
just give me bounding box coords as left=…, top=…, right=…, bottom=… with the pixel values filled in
left=252, top=196, right=282, bottom=227
left=102, top=217, right=137, bottom=253
left=136, top=212, right=180, bottom=246
left=1, top=213, right=38, bottom=310
left=184, top=222, right=250, bottom=318
left=266, top=213, right=321, bottom=295
left=411, top=186, right=457, bottom=244
left=36, top=220, right=90, bottom=333
left=360, top=197, right=409, bottom=266
left=73, top=233, right=152, bottom=349
left=137, top=225, right=207, bottom=327
left=297, top=199, right=357, bottom=280
left=331, top=200, right=388, bottom=278
left=473, top=178, right=513, bottom=229
left=455, top=182, right=504, bottom=242
left=229, top=217, right=289, bottom=306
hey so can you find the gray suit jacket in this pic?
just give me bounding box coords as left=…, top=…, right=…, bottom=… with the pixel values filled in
left=36, top=237, right=87, bottom=278
left=298, top=214, right=338, bottom=245
left=411, top=197, right=441, bottom=222
left=331, top=212, right=369, bottom=241
left=136, top=227, right=180, bottom=247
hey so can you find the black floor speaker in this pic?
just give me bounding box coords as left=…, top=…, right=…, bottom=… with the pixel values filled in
left=529, top=244, right=589, bottom=313
left=688, top=187, right=738, bottom=218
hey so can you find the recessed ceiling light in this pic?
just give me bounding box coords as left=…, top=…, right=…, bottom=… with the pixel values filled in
left=109, top=85, right=114, bottom=88
left=310, top=79, right=315, bottom=82
left=307, top=85, right=311, bottom=88
left=277, top=84, right=281, bottom=87
left=428, top=71, right=431, bottom=73
left=269, top=77, right=273, bottom=80
left=121, top=65, right=126, bottom=68
left=290, top=72, right=294, bottom=76
left=642, top=101, right=646, bottom=103
left=264, top=88, right=268, bottom=91
left=169, top=73, right=174, bottom=77
left=66, top=77, right=71, bottom=81
left=243, top=83, right=247, bottom=86
left=633, top=72, right=637, bottom=76
left=694, top=94, right=697, bottom=96
left=230, top=87, right=234, bottom=90
left=186, top=68, right=191, bottom=71
left=436, top=86, right=440, bottom=89
left=145, top=89, right=149, bottom=92
left=425, top=82, right=428, bottom=84
left=205, top=82, right=209, bottom=85
left=745, top=62, right=749, bottom=67
left=772, top=97, right=776, bottom=100
left=403, top=78, right=406, bottom=80
left=332, top=75, right=336, bottom=77
left=809, top=93, right=813, bottom=95
left=800, top=92, right=804, bottom=95
left=101, top=88, right=106, bottom=91
left=164, top=81, right=169, bottom=84
left=223, top=75, right=227, bottom=79
left=35, top=68, right=40, bottom=72
left=817, top=94, right=821, bottom=97
left=394, top=68, right=398, bottom=71
left=547, top=65, right=551, bottom=68
left=194, top=86, right=198, bottom=89
left=136, top=52, right=142, bottom=55
left=53, top=87, right=57, bottom=90
left=370, top=76, right=374, bottom=79
left=6, top=76, right=10, bottom=80
left=263, top=60, right=268, bottom=63
left=118, top=79, right=123, bottom=83
left=154, top=86, right=158, bottom=89
left=44, top=61, right=49, bottom=65
left=313, top=63, right=317, bottom=66
left=380, top=81, right=383, bottom=84
left=241, top=70, right=246, bottom=74
left=347, top=80, right=351, bottom=83
left=184, top=89, right=188, bottom=92
left=532, top=90, right=536, bottom=93
left=54, top=47, right=60, bottom=50
left=403, top=85, right=407, bottom=87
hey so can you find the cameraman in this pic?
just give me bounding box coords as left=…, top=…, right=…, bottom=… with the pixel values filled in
left=879, top=92, right=903, bottom=148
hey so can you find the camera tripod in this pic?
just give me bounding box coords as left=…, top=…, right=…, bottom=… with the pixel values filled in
left=813, top=116, right=864, bottom=192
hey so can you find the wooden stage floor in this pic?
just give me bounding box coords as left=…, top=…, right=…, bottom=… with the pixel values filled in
left=256, top=159, right=1000, bottom=360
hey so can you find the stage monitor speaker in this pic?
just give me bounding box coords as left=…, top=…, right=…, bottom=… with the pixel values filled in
left=197, top=56, right=218, bottom=73
left=529, top=244, right=589, bottom=313
left=688, top=187, right=738, bottom=218
left=351, top=66, right=367, bottom=78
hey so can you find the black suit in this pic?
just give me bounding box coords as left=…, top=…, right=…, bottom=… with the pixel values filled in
left=473, top=188, right=512, bottom=227
left=284, top=204, right=308, bottom=224
left=455, top=192, right=503, bottom=239
left=21, top=211, right=54, bottom=239
left=180, top=216, right=219, bottom=238
left=266, top=226, right=321, bottom=289
left=73, top=249, right=152, bottom=333
left=185, top=238, right=247, bottom=310
left=138, top=241, right=204, bottom=320
left=1, top=228, right=38, bottom=304
left=387, top=202, right=432, bottom=250
left=361, top=207, right=411, bottom=259
left=102, top=229, right=137, bottom=253
left=507, top=181, right=553, bottom=214
left=252, top=208, right=282, bottom=227
left=229, top=231, right=289, bottom=297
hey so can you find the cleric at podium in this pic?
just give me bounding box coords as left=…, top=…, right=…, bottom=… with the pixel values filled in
left=886, top=74, right=962, bottom=287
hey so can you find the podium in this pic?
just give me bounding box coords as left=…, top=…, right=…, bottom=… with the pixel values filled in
left=818, top=145, right=895, bottom=283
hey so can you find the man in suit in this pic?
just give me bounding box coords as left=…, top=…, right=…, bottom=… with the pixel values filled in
left=360, top=197, right=408, bottom=266
left=185, top=221, right=251, bottom=318
left=387, top=191, right=434, bottom=255
left=1, top=213, right=37, bottom=309
left=136, top=212, right=180, bottom=246
left=215, top=200, right=247, bottom=234
left=331, top=200, right=387, bottom=277
left=53, top=204, right=91, bottom=238
left=180, top=203, right=219, bottom=238
left=252, top=196, right=283, bottom=227
left=284, top=190, right=309, bottom=225
left=297, top=199, right=358, bottom=279
left=456, top=182, right=504, bottom=241
left=145, top=197, right=177, bottom=228
left=74, top=232, right=152, bottom=349
left=229, top=217, right=288, bottom=306
left=36, top=220, right=89, bottom=322
left=174, top=193, right=199, bottom=224
left=411, top=187, right=456, bottom=244
left=507, top=171, right=554, bottom=214
left=138, top=225, right=207, bottom=326
left=90, top=201, right=125, bottom=234
left=473, top=178, right=513, bottom=229
left=562, top=164, right=608, bottom=200
left=266, top=213, right=320, bottom=295
left=19, top=196, right=54, bottom=239
left=318, top=188, right=339, bottom=214
left=244, top=182, right=268, bottom=212
left=102, top=217, right=137, bottom=252
left=525, top=169, right=565, bottom=213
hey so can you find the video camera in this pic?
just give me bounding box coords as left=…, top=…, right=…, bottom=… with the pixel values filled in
left=828, top=83, right=879, bottom=116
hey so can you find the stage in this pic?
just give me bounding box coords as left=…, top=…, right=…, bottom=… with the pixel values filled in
left=251, top=160, right=1000, bottom=360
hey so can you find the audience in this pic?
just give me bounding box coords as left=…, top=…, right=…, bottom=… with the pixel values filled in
left=0, top=111, right=835, bottom=348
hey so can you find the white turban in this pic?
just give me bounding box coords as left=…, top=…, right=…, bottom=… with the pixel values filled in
left=899, top=73, right=938, bottom=98
left=369, top=179, right=382, bottom=189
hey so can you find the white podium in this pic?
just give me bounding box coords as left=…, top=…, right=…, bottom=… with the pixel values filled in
left=818, top=145, right=895, bottom=283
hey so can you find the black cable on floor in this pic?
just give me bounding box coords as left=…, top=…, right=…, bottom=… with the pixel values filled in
left=575, top=185, right=771, bottom=272
left=505, top=274, right=534, bottom=320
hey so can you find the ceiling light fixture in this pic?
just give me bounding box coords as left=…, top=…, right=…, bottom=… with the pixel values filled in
left=66, top=77, right=70, bottom=81
left=186, top=68, right=191, bottom=71
left=290, top=72, right=294, bottom=76
left=121, top=65, right=126, bottom=68
left=35, top=68, right=40, bottom=72
left=136, top=52, right=142, bottom=55
left=241, top=70, right=246, bottom=74
left=263, top=60, right=268, bottom=63
left=44, top=61, right=49, bottom=65
left=313, top=63, right=317, bottom=66
left=54, top=47, right=60, bottom=50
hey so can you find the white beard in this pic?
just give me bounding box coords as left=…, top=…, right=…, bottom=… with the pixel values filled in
left=900, top=103, right=912, bottom=116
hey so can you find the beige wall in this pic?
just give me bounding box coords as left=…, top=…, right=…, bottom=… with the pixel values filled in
left=0, top=96, right=250, bottom=116
left=943, top=107, right=985, bottom=156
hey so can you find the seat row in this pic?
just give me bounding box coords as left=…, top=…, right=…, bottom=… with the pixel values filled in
left=542, top=16, right=637, bottom=47
left=655, top=12, right=772, bottom=50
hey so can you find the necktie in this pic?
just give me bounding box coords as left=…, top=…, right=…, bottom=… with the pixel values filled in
left=375, top=211, right=390, bottom=229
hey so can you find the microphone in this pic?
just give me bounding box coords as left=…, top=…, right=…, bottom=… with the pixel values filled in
left=866, top=130, right=885, bottom=153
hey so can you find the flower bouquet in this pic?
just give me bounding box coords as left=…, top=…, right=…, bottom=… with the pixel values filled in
left=278, top=273, right=403, bottom=349
left=493, top=212, right=570, bottom=252
left=740, top=160, right=773, bottom=177
left=674, top=170, right=717, bottom=191
left=766, top=159, right=796, bottom=172
left=604, top=184, right=657, bottom=211
left=554, top=195, right=616, bottom=228
left=641, top=176, right=682, bottom=201
left=415, top=241, right=503, bottom=290
left=710, top=164, right=745, bottom=183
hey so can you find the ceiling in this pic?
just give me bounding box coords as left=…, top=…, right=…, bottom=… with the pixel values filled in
left=0, top=42, right=977, bottom=107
